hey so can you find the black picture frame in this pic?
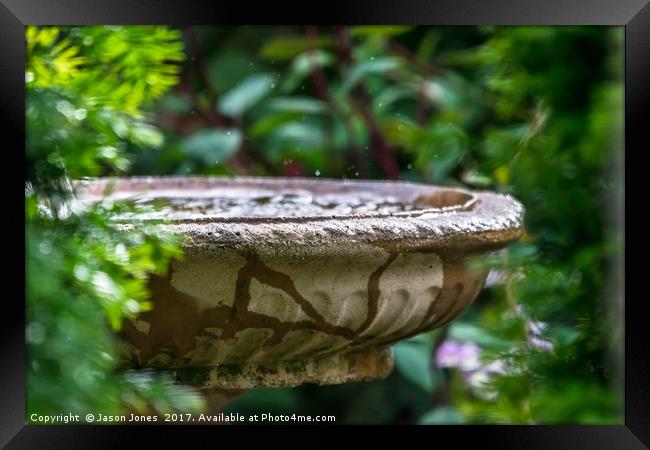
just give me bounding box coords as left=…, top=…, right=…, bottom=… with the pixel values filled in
left=3, top=0, right=647, bottom=447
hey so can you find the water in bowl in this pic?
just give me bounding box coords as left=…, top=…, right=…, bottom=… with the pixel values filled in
left=109, top=189, right=423, bottom=220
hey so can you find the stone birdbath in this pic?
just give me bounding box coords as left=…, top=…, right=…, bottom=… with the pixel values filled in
left=75, top=176, right=524, bottom=412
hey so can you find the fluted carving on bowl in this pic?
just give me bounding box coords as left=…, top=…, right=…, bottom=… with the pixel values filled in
left=120, top=242, right=488, bottom=388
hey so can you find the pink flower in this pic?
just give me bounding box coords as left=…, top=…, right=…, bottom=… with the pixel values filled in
left=435, top=340, right=481, bottom=371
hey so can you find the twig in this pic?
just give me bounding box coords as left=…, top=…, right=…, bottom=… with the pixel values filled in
left=349, top=94, right=400, bottom=179
left=333, top=26, right=353, bottom=67
left=180, top=29, right=234, bottom=128
left=184, top=26, right=219, bottom=108
left=416, top=87, right=429, bottom=126
left=182, top=27, right=268, bottom=173
left=334, top=27, right=400, bottom=179
left=388, top=41, right=440, bottom=78
left=175, top=80, right=228, bottom=127
left=305, top=27, right=336, bottom=160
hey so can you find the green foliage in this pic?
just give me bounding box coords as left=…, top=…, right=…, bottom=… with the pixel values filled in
left=26, top=25, right=183, bottom=197
left=26, top=26, right=205, bottom=419
left=27, top=26, right=185, bottom=112
left=26, top=212, right=203, bottom=418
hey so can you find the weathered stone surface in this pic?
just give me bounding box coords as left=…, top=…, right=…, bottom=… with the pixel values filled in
left=76, top=176, right=524, bottom=389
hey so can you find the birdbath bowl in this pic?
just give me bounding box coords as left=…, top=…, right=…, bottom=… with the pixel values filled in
left=76, top=176, right=523, bottom=399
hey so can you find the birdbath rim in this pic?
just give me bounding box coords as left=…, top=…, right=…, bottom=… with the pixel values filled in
left=74, top=175, right=524, bottom=254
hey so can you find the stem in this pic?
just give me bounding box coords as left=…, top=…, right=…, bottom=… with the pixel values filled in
left=350, top=94, right=400, bottom=179
left=180, top=28, right=234, bottom=128
left=431, top=326, right=452, bottom=406
left=305, top=27, right=335, bottom=166
left=333, top=26, right=353, bottom=66
left=501, top=249, right=517, bottom=310
left=232, top=131, right=252, bottom=174
left=182, top=27, right=263, bottom=173
left=307, top=26, right=365, bottom=177
left=183, top=26, right=218, bottom=107
left=416, top=86, right=429, bottom=126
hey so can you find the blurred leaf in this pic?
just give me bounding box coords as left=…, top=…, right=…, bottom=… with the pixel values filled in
left=207, top=48, right=264, bottom=94
left=267, top=121, right=326, bottom=153
left=159, top=93, right=193, bottom=114
left=350, top=26, right=414, bottom=37
left=482, top=125, right=529, bottom=169
left=181, top=129, right=242, bottom=164
left=448, top=322, right=510, bottom=350
left=461, top=170, right=494, bottom=188
left=422, top=78, right=463, bottom=109
left=260, top=35, right=332, bottom=61
left=218, top=73, right=276, bottom=117
left=394, top=339, right=436, bottom=392
left=418, top=124, right=467, bottom=181
left=384, top=117, right=467, bottom=182
left=418, top=407, right=464, bottom=424
left=282, top=50, right=334, bottom=93
left=343, top=57, right=403, bottom=92
left=129, top=122, right=164, bottom=149
left=248, top=112, right=299, bottom=139
left=416, top=30, right=442, bottom=61
left=262, top=119, right=330, bottom=170
left=374, top=85, right=417, bottom=114
left=266, top=96, right=328, bottom=114
left=382, top=116, right=421, bottom=147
